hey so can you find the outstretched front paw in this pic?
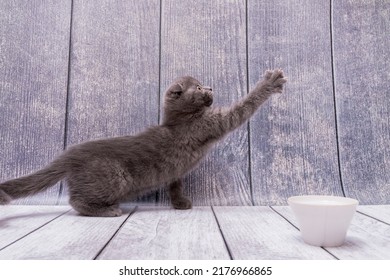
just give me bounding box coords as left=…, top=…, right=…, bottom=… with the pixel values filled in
left=260, top=69, right=287, bottom=94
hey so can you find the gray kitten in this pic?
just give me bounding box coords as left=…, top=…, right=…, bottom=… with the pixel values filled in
left=0, top=69, right=286, bottom=216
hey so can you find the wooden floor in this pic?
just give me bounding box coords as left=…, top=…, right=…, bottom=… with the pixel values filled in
left=0, top=205, right=389, bottom=260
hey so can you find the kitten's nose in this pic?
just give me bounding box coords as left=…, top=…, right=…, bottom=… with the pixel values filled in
left=203, top=86, right=212, bottom=92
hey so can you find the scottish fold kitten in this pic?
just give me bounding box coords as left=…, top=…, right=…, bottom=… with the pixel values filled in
left=0, top=69, right=286, bottom=216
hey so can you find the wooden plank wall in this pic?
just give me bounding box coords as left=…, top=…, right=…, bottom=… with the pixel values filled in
left=0, top=0, right=71, bottom=204
left=333, top=0, right=390, bottom=204
left=159, top=0, right=252, bottom=206
left=60, top=0, right=160, bottom=203
left=0, top=0, right=389, bottom=205
left=248, top=0, right=343, bottom=205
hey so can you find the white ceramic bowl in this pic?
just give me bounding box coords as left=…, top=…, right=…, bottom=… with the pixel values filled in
left=288, top=195, right=358, bottom=247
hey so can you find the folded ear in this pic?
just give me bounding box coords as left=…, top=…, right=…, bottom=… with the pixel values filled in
left=168, top=83, right=183, bottom=98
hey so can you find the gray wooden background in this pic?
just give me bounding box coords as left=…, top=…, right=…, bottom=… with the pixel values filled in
left=0, top=0, right=389, bottom=206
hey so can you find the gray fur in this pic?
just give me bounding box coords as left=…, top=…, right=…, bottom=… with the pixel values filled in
left=0, top=69, right=286, bottom=216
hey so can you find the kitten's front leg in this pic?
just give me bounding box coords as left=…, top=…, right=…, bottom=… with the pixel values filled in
left=169, top=179, right=192, bottom=210
left=211, top=69, right=286, bottom=136
left=230, top=69, right=286, bottom=127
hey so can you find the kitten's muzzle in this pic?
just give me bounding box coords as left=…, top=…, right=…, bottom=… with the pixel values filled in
left=204, top=91, right=213, bottom=106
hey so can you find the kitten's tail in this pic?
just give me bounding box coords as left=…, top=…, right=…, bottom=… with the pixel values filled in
left=0, top=158, right=67, bottom=204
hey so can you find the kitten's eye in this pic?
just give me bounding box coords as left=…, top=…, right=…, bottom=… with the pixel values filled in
left=197, top=85, right=202, bottom=91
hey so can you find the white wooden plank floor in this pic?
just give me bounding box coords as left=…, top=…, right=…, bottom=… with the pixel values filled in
left=0, top=205, right=389, bottom=260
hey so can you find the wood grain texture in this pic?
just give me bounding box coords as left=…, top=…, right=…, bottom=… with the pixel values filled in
left=333, top=1, right=390, bottom=204
left=328, top=214, right=390, bottom=259
left=358, top=205, right=390, bottom=225
left=0, top=206, right=389, bottom=259
left=248, top=0, right=343, bottom=205
left=98, top=206, right=230, bottom=259
left=0, top=206, right=70, bottom=249
left=159, top=0, right=252, bottom=206
left=1, top=0, right=388, bottom=207
left=60, top=0, right=160, bottom=203
left=213, top=206, right=334, bottom=259
left=274, top=206, right=390, bottom=259
left=0, top=207, right=135, bottom=260
left=0, top=0, right=71, bottom=204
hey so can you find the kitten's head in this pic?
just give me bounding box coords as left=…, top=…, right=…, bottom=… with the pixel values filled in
left=164, top=76, right=213, bottom=117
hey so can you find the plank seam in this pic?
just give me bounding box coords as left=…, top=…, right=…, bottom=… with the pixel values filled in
left=269, top=206, right=299, bottom=230
left=158, top=0, right=163, bottom=125
left=329, top=0, right=346, bottom=197
left=57, top=0, right=75, bottom=204
left=93, top=206, right=138, bottom=260
left=245, top=0, right=255, bottom=206
left=0, top=208, right=71, bottom=252
left=211, top=206, right=233, bottom=260
left=155, top=0, right=164, bottom=204
left=357, top=211, right=390, bottom=226
left=269, top=206, right=339, bottom=260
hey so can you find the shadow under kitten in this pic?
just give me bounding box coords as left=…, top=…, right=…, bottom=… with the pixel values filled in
left=0, top=69, right=287, bottom=217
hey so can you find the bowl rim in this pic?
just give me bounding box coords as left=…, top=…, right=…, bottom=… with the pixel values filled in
left=287, top=195, right=359, bottom=206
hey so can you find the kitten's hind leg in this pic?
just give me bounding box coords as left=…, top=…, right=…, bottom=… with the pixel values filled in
left=70, top=199, right=122, bottom=217
left=169, top=179, right=192, bottom=210
left=66, top=164, right=127, bottom=217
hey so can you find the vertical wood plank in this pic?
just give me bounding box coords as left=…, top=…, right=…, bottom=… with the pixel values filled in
left=98, top=207, right=230, bottom=259
left=0, top=207, right=135, bottom=260
left=248, top=0, right=343, bottom=205
left=60, top=0, right=160, bottom=203
left=213, top=206, right=334, bottom=259
left=159, top=0, right=251, bottom=206
left=0, top=0, right=71, bottom=204
left=333, top=1, right=390, bottom=204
